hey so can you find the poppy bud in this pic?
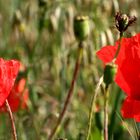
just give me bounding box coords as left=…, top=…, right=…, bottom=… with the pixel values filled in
left=95, top=104, right=103, bottom=131
left=103, top=63, right=117, bottom=86
left=74, top=16, right=90, bottom=41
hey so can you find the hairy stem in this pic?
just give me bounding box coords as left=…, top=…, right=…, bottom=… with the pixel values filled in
left=48, top=42, right=83, bottom=140
left=86, top=76, right=103, bottom=140
left=104, top=86, right=109, bottom=140
left=114, top=32, right=123, bottom=59
left=5, top=99, right=17, bottom=140
left=109, top=88, right=122, bottom=139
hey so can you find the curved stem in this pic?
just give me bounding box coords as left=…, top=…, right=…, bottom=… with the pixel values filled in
left=104, top=86, right=109, bottom=140
left=86, top=76, right=103, bottom=140
left=5, top=99, right=17, bottom=140
left=48, top=42, right=83, bottom=140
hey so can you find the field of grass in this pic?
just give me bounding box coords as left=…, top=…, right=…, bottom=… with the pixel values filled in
left=0, top=0, right=140, bottom=140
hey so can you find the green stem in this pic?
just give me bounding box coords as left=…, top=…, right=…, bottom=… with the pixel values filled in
left=104, top=85, right=109, bottom=140
left=86, top=76, right=103, bottom=140
left=107, top=32, right=123, bottom=139
left=48, top=42, right=83, bottom=140
left=109, top=88, right=122, bottom=139
left=114, top=32, right=123, bottom=59
left=5, top=99, right=17, bottom=140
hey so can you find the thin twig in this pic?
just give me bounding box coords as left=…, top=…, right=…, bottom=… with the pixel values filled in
left=48, top=42, right=83, bottom=140
left=5, top=99, right=17, bottom=140
left=86, top=76, right=103, bottom=140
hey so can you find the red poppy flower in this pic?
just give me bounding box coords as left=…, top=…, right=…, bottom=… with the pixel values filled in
left=0, top=78, right=29, bottom=112
left=0, top=58, right=20, bottom=107
left=96, top=33, right=140, bottom=122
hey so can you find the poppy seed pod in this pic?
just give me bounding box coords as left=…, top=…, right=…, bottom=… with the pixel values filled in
left=103, top=63, right=117, bottom=86
left=115, top=12, right=137, bottom=33
left=121, top=14, right=129, bottom=26
left=74, top=16, right=90, bottom=41
left=117, top=14, right=129, bottom=32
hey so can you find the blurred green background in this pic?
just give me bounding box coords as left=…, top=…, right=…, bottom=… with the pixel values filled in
left=0, top=0, right=140, bottom=140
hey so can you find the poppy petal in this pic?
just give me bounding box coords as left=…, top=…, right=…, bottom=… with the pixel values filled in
left=121, top=97, right=134, bottom=118
left=96, top=45, right=117, bottom=63
left=0, top=59, right=20, bottom=106
left=121, top=97, right=140, bottom=122
left=116, top=34, right=140, bottom=97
